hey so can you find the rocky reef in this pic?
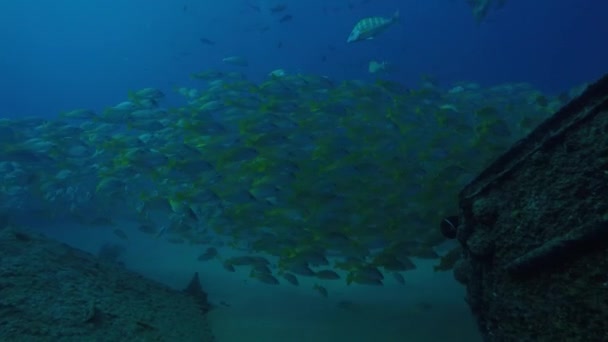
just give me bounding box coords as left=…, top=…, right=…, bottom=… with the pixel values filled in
left=0, top=226, right=214, bottom=341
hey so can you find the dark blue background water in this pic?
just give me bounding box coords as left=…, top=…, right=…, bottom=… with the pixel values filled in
left=1, top=0, right=606, bottom=118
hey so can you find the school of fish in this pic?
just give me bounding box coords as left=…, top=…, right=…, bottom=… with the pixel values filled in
left=0, top=66, right=572, bottom=295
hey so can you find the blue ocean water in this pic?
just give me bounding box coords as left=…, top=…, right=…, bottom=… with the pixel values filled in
left=0, top=1, right=607, bottom=341
left=1, top=0, right=606, bottom=118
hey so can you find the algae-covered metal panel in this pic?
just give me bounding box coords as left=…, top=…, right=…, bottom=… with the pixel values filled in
left=454, top=74, right=608, bottom=341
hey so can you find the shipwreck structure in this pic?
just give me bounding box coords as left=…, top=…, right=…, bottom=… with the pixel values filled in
left=450, top=74, right=608, bottom=341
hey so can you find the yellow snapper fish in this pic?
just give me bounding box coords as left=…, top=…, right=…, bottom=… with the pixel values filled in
left=268, top=69, right=287, bottom=78
left=347, top=10, right=399, bottom=43
left=368, top=60, right=389, bottom=74
left=222, top=56, right=248, bottom=67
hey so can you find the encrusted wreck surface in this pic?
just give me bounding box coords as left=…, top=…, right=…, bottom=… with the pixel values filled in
left=455, top=74, right=608, bottom=341
left=0, top=227, right=214, bottom=341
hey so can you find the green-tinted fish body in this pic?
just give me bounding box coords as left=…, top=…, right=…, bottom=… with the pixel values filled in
left=313, top=284, right=328, bottom=298
left=315, top=270, right=340, bottom=280
left=283, top=273, right=299, bottom=286
left=347, top=11, right=399, bottom=43
left=197, top=247, right=218, bottom=261
left=393, top=272, right=405, bottom=285
left=251, top=270, right=279, bottom=285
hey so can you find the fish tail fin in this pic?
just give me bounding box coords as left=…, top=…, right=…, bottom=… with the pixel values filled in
left=346, top=272, right=354, bottom=285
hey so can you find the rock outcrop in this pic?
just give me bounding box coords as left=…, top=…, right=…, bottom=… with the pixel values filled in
left=0, top=226, right=215, bottom=341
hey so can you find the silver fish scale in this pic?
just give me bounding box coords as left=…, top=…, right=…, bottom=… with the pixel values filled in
left=358, top=17, right=387, bottom=32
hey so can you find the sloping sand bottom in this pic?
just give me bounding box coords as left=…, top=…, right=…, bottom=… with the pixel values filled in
left=32, top=220, right=481, bottom=342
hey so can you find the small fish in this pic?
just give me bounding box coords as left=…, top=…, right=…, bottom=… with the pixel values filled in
left=226, top=256, right=270, bottom=266
left=252, top=264, right=272, bottom=274
left=368, top=60, right=389, bottom=74
left=191, top=70, right=225, bottom=80
left=393, top=272, right=405, bottom=285
left=137, top=224, right=157, bottom=235
left=132, top=87, right=164, bottom=101
left=197, top=247, right=218, bottom=261
left=347, top=11, right=399, bottom=43
left=372, top=253, right=413, bottom=271
left=268, top=69, right=286, bottom=78
left=336, top=300, right=354, bottom=310
left=199, top=38, right=216, bottom=46
left=113, top=229, right=128, bottom=240
left=414, top=301, right=433, bottom=311
left=325, top=231, right=351, bottom=245
left=440, top=215, right=459, bottom=239
left=315, top=270, right=340, bottom=280
left=468, top=0, right=494, bottom=22
left=223, top=261, right=236, bottom=272
left=282, top=273, right=299, bottom=286
left=96, top=177, right=125, bottom=194
left=270, top=4, right=287, bottom=13
left=167, top=237, right=185, bottom=244
left=278, top=14, right=293, bottom=23
left=289, top=263, right=315, bottom=276
left=251, top=270, right=280, bottom=285
left=313, top=284, right=328, bottom=298
left=245, top=2, right=261, bottom=12
left=222, top=56, right=248, bottom=67
left=346, top=267, right=384, bottom=285
left=155, top=225, right=169, bottom=239
left=358, top=265, right=384, bottom=280
left=60, top=109, right=97, bottom=120
left=87, top=216, right=115, bottom=227
left=256, top=25, right=270, bottom=33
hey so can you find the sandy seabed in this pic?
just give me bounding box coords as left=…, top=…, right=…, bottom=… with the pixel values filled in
left=36, top=220, right=481, bottom=342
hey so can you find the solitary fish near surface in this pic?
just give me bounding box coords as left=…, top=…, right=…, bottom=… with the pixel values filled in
left=197, top=247, right=218, bottom=261
left=393, top=272, right=405, bottom=285
left=222, top=56, right=248, bottom=67
left=368, top=60, right=390, bottom=74
left=347, top=10, right=399, bottom=43
left=283, top=273, right=299, bottom=286
left=313, top=284, right=328, bottom=297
